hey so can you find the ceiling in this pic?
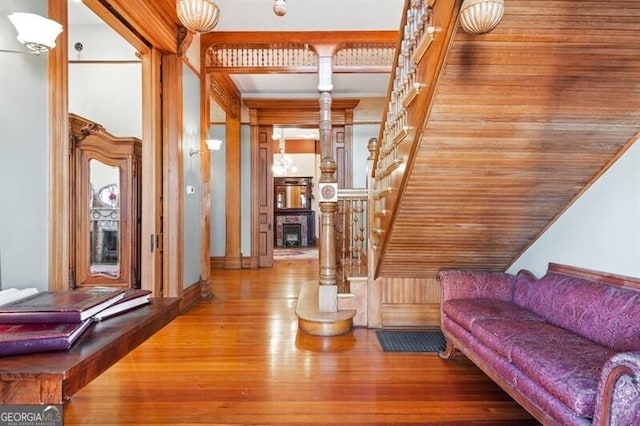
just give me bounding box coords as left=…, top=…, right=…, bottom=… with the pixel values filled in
left=69, top=0, right=405, bottom=98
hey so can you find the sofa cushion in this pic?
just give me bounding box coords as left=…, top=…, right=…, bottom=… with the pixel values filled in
left=514, top=271, right=640, bottom=351
left=510, top=339, right=616, bottom=417
left=471, top=319, right=588, bottom=362
left=442, top=298, right=546, bottom=332
left=440, top=270, right=516, bottom=302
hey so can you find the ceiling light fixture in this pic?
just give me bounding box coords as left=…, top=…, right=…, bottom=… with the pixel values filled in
left=177, top=0, right=221, bottom=34
left=459, top=0, right=504, bottom=34
left=273, top=0, right=287, bottom=17
left=272, top=130, right=297, bottom=176
left=1, top=13, right=63, bottom=55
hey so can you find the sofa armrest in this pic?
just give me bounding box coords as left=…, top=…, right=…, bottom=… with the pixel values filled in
left=438, top=270, right=516, bottom=302
left=593, top=352, right=640, bottom=426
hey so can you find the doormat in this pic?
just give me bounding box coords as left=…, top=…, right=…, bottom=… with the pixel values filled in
left=375, top=330, right=446, bottom=353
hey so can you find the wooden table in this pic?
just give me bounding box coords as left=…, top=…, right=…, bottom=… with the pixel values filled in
left=0, top=297, right=180, bottom=404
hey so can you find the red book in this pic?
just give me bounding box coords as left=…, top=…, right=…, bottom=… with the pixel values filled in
left=0, top=319, right=93, bottom=356
left=0, top=288, right=125, bottom=324
left=92, top=289, right=152, bottom=321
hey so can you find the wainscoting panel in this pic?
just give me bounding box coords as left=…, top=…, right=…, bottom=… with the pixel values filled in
left=380, top=277, right=441, bottom=328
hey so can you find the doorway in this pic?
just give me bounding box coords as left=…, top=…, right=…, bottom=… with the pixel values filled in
left=246, top=99, right=359, bottom=268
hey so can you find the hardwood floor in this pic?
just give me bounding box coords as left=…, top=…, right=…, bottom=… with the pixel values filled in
left=64, top=259, right=539, bottom=425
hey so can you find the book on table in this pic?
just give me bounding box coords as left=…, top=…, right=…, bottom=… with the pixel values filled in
left=0, top=287, right=125, bottom=324
left=0, top=288, right=39, bottom=306
left=0, top=319, right=93, bottom=356
left=92, top=288, right=152, bottom=321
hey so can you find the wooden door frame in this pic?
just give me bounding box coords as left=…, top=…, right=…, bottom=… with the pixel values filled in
left=245, top=99, right=359, bottom=268
left=48, top=0, right=167, bottom=296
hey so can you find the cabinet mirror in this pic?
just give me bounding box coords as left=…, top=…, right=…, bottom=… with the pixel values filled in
left=89, top=159, right=120, bottom=278
left=274, top=177, right=313, bottom=210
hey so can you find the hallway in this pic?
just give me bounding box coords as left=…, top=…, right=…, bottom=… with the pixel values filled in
left=64, top=259, right=538, bottom=425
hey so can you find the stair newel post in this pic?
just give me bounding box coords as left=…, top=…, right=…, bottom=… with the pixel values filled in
left=317, top=53, right=339, bottom=313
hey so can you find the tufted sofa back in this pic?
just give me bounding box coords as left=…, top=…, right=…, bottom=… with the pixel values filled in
left=514, top=271, right=640, bottom=352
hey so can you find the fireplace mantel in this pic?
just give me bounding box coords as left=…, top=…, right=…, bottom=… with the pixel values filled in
left=274, top=211, right=316, bottom=247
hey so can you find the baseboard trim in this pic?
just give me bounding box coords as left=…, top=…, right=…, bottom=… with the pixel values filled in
left=210, top=256, right=225, bottom=270
left=180, top=280, right=202, bottom=313
left=211, top=256, right=259, bottom=269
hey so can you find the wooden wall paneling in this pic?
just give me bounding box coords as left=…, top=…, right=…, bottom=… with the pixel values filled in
left=161, top=54, right=183, bottom=298
left=381, top=304, right=441, bottom=328
left=225, top=113, right=242, bottom=269
left=141, top=48, right=164, bottom=295
left=380, top=277, right=441, bottom=328
left=48, top=0, right=69, bottom=291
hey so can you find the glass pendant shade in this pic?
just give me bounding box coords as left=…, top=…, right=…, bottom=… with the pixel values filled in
left=177, top=0, right=221, bottom=34
left=273, top=0, right=287, bottom=17
left=459, top=0, right=504, bottom=34
left=7, top=13, right=63, bottom=52
left=205, top=139, right=223, bottom=151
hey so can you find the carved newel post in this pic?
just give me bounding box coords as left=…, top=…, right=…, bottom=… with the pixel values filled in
left=317, top=56, right=339, bottom=313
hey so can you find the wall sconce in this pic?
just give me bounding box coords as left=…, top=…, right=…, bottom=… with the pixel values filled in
left=459, top=0, right=504, bottom=34
left=189, top=139, right=223, bottom=156
left=0, top=13, right=63, bottom=55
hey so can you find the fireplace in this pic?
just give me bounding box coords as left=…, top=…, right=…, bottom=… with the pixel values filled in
left=283, top=223, right=302, bottom=247
left=275, top=211, right=315, bottom=247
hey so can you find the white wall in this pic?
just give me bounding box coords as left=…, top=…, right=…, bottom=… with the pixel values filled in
left=69, top=64, right=142, bottom=138
left=68, top=20, right=141, bottom=138
left=508, top=140, right=640, bottom=279
left=0, top=1, right=50, bottom=290
left=352, top=123, right=379, bottom=188
left=241, top=124, right=251, bottom=257
left=209, top=124, right=227, bottom=257
left=182, top=65, right=202, bottom=287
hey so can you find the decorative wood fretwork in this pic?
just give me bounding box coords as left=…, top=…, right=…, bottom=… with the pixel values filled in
left=206, top=42, right=317, bottom=73
left=208, top=74, right=240, bottom=119
left=333, top=42, right=395, bottom=73
left=205, top=41, right=396, bottom=74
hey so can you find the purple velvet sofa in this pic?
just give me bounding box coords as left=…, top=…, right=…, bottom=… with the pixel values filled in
left=439, top=263, right=640, bottom=425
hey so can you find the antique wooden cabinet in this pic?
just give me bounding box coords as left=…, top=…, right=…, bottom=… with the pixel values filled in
left=69, top=114, right=141, bottom=288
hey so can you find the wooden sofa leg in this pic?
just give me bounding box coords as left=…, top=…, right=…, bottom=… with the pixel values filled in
left=439, top=341, right=458, bottom=359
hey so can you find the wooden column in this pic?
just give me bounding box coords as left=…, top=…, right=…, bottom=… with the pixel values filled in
left=224, top=112, right=242, bottom=269
left=317, top=52, right=338, bottom=312
left=140, top=48, right=164, bottom=295
left=161, top=54, right=183, bottom=298
left=48, top=0, right=69, bottom=291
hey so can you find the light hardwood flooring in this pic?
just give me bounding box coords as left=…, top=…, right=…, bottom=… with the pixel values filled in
left=64, top=259, right=539, bottom=425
